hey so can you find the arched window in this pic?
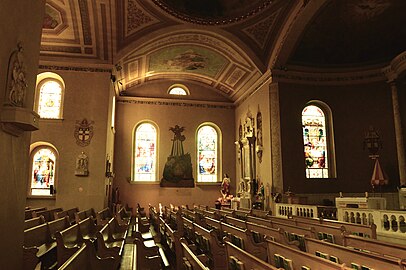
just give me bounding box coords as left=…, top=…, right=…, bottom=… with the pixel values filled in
left=197, top=124, right=221, bottom=183
left=168, top=84, right=189, bottom=96
left=302, top=103, right=335, bottom=178
left=29, top=145, right=58, bottom=196
left=133, top=122, right=158, bottom=181
left=35, top=72, right=65, bottom=119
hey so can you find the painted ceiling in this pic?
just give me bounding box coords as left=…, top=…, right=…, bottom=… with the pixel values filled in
left=39, top=0, right=406, bottom=102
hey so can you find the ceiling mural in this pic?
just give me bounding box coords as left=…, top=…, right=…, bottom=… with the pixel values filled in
left=38, top=0, right=406, bottom=102
left=148, top=46, right=228, bottom=79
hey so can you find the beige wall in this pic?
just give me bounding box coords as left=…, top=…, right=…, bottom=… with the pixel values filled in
left=29, top=71, right=111, bottom=212
left=114, top=97, right=236, bottom=209
left=0, top=0, right=45, bottom=268
left=235, top=83, right=273, bottom=209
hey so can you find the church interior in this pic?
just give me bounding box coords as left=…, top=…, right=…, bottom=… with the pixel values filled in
left=1, top=0, right=406, bottom=269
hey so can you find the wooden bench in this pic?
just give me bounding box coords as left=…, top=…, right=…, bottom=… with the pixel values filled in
left=225, top=241, right=279, bottom=270
left=266, top=238, right=351, bottom=270
left=116, top=206, right=131, bottom=226
left=23, top=222, right=57, bottom=270
left=96, top=221, right=125, bottom=263
left=304, top=236, right=406, bottom=270
left=55, top=223, right=83, bottom=267
left=25, top=207, right=46, bottom=220
left=133, top=233, right=163, bottom=270
left=193, top=221, right=227, bottom=270
left=161, top=216, right=182, bottom=269
left=24, top=216, right=46, bottom=230
left=342, top=232, right=406, bottom=260
left=54, top=207, right=79, bottom=224
left=58, top=240, right=118, bottom=270
left=96, top=207, right=113, bottom=227
left=74, top=208, right=96, bottom=223
left=33, top=208, right=63, bottom=222
left=48, top=216, right=71, bottom=240
left=222, top=221, right=268, bottom=261
left=78, top=216, right=98, bottom=242
left=180, top=239, right=210, bottom=270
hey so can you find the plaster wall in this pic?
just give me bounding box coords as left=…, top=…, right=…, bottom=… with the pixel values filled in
left=29, top=71, right=111, bottom=211
left=114, top=98, right=235, bottom=209
left=0, top=0, right=45, bottom=267
left=279, top=81, right=398, bottom=194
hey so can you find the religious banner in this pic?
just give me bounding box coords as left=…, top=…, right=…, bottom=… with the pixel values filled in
left=74, top=118, right=94, bottom=147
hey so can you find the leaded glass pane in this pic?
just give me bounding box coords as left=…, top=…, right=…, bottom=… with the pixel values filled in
left=134, top=123, right=156, bottom=181
left=38, top=80, right=62, bottom=119
left=302, top=105, right=328, bottom=178
left=169, top=87, right=187, bottom=95
left=198, top=126, right=217, bottom=182
left=31, top=148, right=56, bottom=196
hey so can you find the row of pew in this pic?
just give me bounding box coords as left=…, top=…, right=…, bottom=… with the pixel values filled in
left=146, top=204, right=406, bottom=270
left=23, top=206, right=132, bottom=270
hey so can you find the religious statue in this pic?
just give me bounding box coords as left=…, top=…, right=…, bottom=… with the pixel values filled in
left=75, top=152, right=89, bottom=176
left=221, top=174, right=231, bottom=199
left=6, top=42, right=27, bottom=107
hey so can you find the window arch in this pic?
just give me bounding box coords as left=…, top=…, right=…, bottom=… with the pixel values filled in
left=302, top=102, right=336, bottom=178
left=29, top=144, right=58, bottom=196
left=168, top=84, right=190, bottom=96
left=197, top=123, right=221, bottom=183
left=133, top=122, right=158, bottom=182
left=35, top=72, right=65, bottom=119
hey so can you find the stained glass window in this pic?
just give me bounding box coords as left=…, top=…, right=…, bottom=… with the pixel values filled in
left=302, top=105, right=329, bottom=178
left=134, top=123, right=157, bottom=181
left=30, top=147, right=56, bottom=196
left=37, top=79, right=63, bottom=119
left=168, top=85, right=189, bottom=96
left=197, top=125, right=218, bottom=182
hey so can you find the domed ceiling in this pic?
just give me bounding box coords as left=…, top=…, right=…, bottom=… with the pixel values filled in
left=37, top=0, right=406, bottom=101
left=289, top=0, right=406, bottom=67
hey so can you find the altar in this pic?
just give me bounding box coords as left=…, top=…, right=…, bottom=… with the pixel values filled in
left=335, top=196, right=386, bottom=210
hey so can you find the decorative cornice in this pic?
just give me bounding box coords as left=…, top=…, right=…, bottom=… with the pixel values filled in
left=235, top=70, right=273, bottom=106
left=117, top=97, right=234, bottom=109
left=38, top=64, right=112, bottom=73
left=382, top=51, right=406, bottom=82
left=151, top=0, right=273, bottom=25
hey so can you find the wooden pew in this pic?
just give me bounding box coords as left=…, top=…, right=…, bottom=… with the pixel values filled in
left=160, top=215, right=182, bottom=269
left=24, top=216, right=46, bottom=230
left=58, top=240, right=118, bottom=270
left=133, top=233, right=163, bottom=270
left=78, top=217, right=98, bottom=242
left=225, top=241, right=280, bottom=270
left=55, top=223, right=83, bottom=267
left=96, top=207, right=113, bottom=227
left=180, top=239, right=210, bottom=270
left=250, top=208, right=272, bottom=219
left=25, top=207, right=46, bottom=220
left=222, top=221, right=268, bottom=261
left=74, top=208, right=96, bottom=223
left=116, top=205, right=131, bottom=226
left=54, top=207, right=79, bottom=224
left=96, top=220, right=125, bottom=263
left=266, top=238, right=351, bottom=270
left=295, top=215, right=377, bottom=239
left=33, top=208, right=63, bottom=222
left=193, top=222, right=227, bottom=270
left=48, top=216, right=71, bottom=240
left=342, top=233, right=406, bottom=260
left=23, top=222, right=57, bottom=270
left=304, top=236, right=406, bottom=270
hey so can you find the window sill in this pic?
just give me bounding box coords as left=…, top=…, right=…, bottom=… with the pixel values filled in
left=128, top=180, right=160, bottom=185
left=196, top=182, right=221, bottom=186
left=27, top=195, right=56, bottom=200
left=39, top=118, right=64, bottom=122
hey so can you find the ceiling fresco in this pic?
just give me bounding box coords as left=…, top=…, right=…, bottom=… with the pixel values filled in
left=38, top=0, right=406, bottom=101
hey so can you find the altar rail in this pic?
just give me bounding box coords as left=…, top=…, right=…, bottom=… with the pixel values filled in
left=275, top=203, right=406, bottom=240
left=275, top=203, right=337, bottom=220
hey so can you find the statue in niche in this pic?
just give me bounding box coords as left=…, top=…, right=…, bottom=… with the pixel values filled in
left=161, top=125, right=194, bottom=187
left=6, top=42, right=27, bottom=107
left=256, top=107, right=263, bottom=163
left=238, top=178, right=246, bottom=196
left=75, top=152, right=89, bottom=176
